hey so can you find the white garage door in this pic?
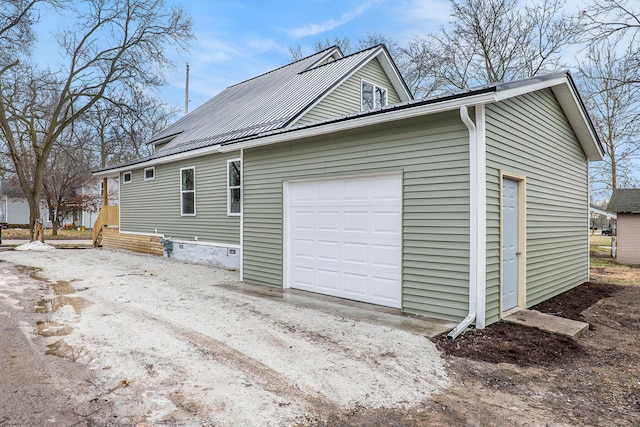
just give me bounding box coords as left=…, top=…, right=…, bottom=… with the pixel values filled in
left=287, top=174, right=402, bottom=308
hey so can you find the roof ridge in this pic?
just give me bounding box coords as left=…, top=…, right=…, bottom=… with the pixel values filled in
left=299, top=44, right=381, bottom=75
left=227, top=45, right=340, bottom=89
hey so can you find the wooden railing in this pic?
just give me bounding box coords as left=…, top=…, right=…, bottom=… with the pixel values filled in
left=92, top=205, right=120, bottom=246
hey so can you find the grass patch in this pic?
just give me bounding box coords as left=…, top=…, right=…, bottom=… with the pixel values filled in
left=1, top=228, right=91, bottom=240
left=590, top=254, right=640, bottom=286
left=589, top=234, right=612, bottom=247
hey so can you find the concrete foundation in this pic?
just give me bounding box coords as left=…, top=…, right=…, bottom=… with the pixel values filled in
left=167, top=241, right=240, bottom=270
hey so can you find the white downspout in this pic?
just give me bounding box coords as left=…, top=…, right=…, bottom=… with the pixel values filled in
left=448, top=104, right=487, bottom=338
left=240, top=148, right=244, bottom=281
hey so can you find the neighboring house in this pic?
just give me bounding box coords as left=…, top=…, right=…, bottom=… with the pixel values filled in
left=607, top=189, right=640, bottom=264
left=93, top=45, right=603, bottom=331
left=0, top=178, right=32, bottom=225
left=0, top=176, right=117, bottom=228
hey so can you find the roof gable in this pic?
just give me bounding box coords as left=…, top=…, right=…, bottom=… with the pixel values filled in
left=608, top=188, right=640, bottom=213
left=149, top=45, right=410, bottom=158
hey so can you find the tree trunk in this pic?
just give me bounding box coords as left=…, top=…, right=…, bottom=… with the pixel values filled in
left=52, top=219, right=59, bottom=236
left=28, top=201, right=42, bottom=242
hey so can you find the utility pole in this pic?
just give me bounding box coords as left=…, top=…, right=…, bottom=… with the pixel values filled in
left=185, top=63, right=190, bottom=115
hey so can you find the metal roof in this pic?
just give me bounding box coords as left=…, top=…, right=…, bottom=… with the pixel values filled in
left=608, top=189, right=640, bottom=213
left=94, top=67, right=602, bottom=175
left=150, top=45, right=400, bottom=154
left=95, top=45, right=412, bottom=173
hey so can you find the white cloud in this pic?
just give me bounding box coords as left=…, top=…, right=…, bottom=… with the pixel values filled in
left=287, top=0, right=384, bottom=38
left=245, top=38, right=290, bottom=56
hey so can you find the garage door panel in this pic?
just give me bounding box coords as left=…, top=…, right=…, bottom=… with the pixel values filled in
left=291, top=210, right=315, bottom=231
left=343, top=273, right=367, bottom=296
left=292, top=237, right=315, bottom=258
left=371, top=276, right=400, bottom=300
left=372, top=181, right=401, bottom=201
left=344, top=211, right=368, bottom=232
left=372, top=244, right=401, bottom=268
left=288, top=174, right=402, bottom=309
left=317, top=270, right=340, bottom=290
left=372, top=211, right=402, bottom=233
left=317, top=240, right=340, bottom=261
left=344, top=180, right=368, bottom=201
left=344, top=242, right=367, bottom=264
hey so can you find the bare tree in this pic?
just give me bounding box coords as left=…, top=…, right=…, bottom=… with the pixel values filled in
left=0, top=0, right=46, bottom=62
left=423, top=0, right=583, bottom=89
left=83, top=89, right=176, bottom=169
left=42, top=144, right=92, bottom=235
left=0, top=0, right=192, bottom=240
left=582, top=0, right=640, bottom=40
left=579, top=42, right=640, bottom=200
left=582, top=0, right=640, bottom=87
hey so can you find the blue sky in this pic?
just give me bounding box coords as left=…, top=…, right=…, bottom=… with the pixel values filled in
left=32, top=0, right=589, bottom=111
left=162, top=0, right=454, bottom=111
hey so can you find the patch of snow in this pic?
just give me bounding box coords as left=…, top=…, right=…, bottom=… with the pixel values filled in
left=15, top=241, right=56, bottom=251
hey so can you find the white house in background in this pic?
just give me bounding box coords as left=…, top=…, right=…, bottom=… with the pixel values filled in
left=0, top=176, right=118, bottom=228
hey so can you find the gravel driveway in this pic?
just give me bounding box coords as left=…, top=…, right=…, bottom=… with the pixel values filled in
left=0, top=248, right=448, bottom=426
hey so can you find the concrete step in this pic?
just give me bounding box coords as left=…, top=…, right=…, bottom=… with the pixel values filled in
left=502, top=308, right=589, bottom=339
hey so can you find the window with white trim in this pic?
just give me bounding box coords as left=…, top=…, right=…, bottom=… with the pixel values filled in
left=361, top=80, right=388, bottom=111
left=180, top=167, right=196, bottom=216
left=144, top=167, right=155, bottom=181
left=122, top=171, right=132, bottom=183
left=227, top=159, right=241, bottom=215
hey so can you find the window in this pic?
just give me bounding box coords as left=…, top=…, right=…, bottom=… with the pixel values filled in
left=144, top=167, right=155, bottom=181
left=227, top=159, right=241, bottom=215
left=123, top=171, right=132, bottom=183
left=361, top=80, right=387, bottom=111
left=180, top=167, right=195, bottom=216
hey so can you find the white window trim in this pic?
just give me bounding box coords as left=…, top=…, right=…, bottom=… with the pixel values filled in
left=180, top=166, right=196, bottom=216
left=122, top=171, right=132, bottom=184
left=144, top=167, right=155, bottom=181
left=361, top=79, right=388, bottom=111
left=227, top=158, right=242, bottom=216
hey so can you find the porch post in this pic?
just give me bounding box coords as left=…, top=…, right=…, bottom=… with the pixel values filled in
left=103, top=178, right=108, bottom=207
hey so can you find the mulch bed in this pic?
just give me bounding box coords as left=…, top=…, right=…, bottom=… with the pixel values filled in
left=434, top=282, right=622, bottom=366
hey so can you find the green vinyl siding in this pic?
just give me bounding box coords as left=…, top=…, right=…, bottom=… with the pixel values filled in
left=243, top=111, right=472, bottom=321
left=485, top=89, right=589, bottom=324
left=296, top=58, right=403, bottom=125
left=120, top=151, right=241, bottom=245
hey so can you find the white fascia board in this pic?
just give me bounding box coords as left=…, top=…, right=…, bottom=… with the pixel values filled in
left=219, top=92, right=498, bottom=153
left=92, top=143, right=229, bottom=178
left=376, top=49, right=413, bottom=102
left=493, top=76, right=569, bottom=101
left=551, top=84, right=603, bottom=161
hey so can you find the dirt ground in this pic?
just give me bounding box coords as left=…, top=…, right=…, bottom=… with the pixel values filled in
left=1, top=248, right=639, bottom=426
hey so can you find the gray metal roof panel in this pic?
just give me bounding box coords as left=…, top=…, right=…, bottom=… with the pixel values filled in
left=152, top=46, right=379, bottom=154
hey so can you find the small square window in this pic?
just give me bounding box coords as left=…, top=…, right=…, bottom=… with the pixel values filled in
left=361, top=80, right=388, bottom=111
left=144, top=167, right=155, bottom=181
left=123, top=171, right=132, bottom=183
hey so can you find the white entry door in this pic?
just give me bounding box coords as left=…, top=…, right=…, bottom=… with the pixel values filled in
left=287, top=174, right=402, bottom=308
left=502, top=178, right=519, bottom=310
